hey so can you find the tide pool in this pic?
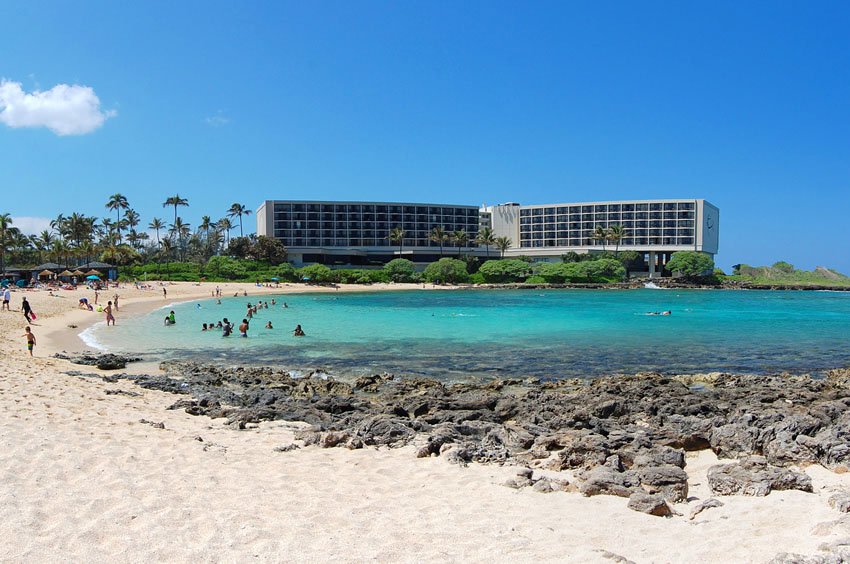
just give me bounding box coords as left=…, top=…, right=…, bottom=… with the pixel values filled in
left=85, top=289, right=850, bottom=380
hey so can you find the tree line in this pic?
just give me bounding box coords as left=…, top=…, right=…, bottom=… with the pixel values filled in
left=0, top=194, right=257, bottom=271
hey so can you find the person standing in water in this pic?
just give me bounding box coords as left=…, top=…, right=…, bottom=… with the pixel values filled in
left=292, top=324, right=305, bottom=336
left=104, top=301, right=116, bottom=326
left=239, top=318, right=249, bottom=337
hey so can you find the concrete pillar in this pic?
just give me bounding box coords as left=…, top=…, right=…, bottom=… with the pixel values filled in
left=648, top=251, right=657, bottom=279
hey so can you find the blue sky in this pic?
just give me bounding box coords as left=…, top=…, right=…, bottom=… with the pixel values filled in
left=1, top=1, right=849, bottom=272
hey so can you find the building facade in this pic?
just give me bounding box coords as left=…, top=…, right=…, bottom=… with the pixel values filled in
left=256, top=200, right=481, bottom=265
left=257, top=198, right=719, bottom=275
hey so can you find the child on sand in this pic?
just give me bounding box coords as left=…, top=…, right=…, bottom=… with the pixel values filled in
left=22, top=326, right=36, bottom=356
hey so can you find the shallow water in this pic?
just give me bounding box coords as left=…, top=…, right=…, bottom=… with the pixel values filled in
left=85, top=289, right=850, bottom=380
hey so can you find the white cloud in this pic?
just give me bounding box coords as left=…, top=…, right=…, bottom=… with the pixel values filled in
left=11, top=216, right=52, bottom=235
left=204, top=111, right=230, bottom=127
left=0, top=80, right=116, bottom=136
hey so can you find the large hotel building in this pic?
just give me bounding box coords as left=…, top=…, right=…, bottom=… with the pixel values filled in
left=257, top=198, right=719, bottom=276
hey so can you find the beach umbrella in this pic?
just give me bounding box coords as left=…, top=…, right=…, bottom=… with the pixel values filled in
left=85, top=269, right=102, bottom=276
left=270, top=277, right=280, bottom=281
left=86, top=275, right=101, bottom=280
left=39, top=269, right=55, bottom=278
left=72, top=270, right=85, bottom=276
left=59, top=270, right=74, bottom=277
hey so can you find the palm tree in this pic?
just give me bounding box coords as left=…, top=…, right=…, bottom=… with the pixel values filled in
left=105, top=193, right=129, bottom=242
left=452, top=229, right=469, bottom=257
left=475, top=226, right=496, bottom=258
left=169, top=218, right=191, bottom=261
left=494, top=236, right=512, bottom=258
left=159, top=238, right=173, bottom=279
left=217, top=217, right=234, bottom=244
left=163, top=194, right=189, bottom=225
left=50, top=240, right=69, bottom=269
left=389, top=227, right=406, bottom=255
left=591, top=225, right=608, bottom=251
left=148, top=218, right=165, bottom=246
left=227, top=203, right=252, bottom=238
left=607, top=224, right=627, bottom=255
left=32, top=230, right=55, bottom=263
left=199, top=215, right=212, bottom=238
left=429, top=226, right=448, bottom=257
left=0, top=213, right=12, bottom=275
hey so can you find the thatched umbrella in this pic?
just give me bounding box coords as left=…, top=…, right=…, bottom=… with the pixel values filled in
left=59, top=270, right=74, bottom=277
left=72, top=270, right=85, bottom=276
left=39, top=269, right=55, bottom=279
left=85, top=269, right=102, bottom=277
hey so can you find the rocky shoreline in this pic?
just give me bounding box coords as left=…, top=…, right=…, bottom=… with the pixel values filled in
left=62, top=355, right=850, bottom=520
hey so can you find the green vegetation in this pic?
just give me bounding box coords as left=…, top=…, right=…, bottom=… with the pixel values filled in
left=383, top=259, right=417, bottom=282
left=666, top=251, right=715, bottom=277
left=478, top=259, right=532, bottom=282
left=726, top=262, right=850, bottom=287
left=477, top=258, right=626, bottom=283
left=423, top=258, right=470, bottom=284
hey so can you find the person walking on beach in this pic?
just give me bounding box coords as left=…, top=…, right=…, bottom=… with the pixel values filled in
left=2, top=287, right=10, bottom=311
left=104, top=301, right=116, bottom=326
left=163, top=287, right=167, bottom=299
left=22, top=297, right=33, bottom=322
left=22, top=326, right=36, bottom=356
left=113, top=294, right=119, bottom=310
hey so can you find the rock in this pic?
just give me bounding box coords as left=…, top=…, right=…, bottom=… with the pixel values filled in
left=578, top=466, right=639, bottom=498
left=707, top=456, right=813, bottom=496
left=516, top=467, right=534, bottom=479
left=55, top=352, right=142, bottom=370
left=828, top=493, right=850, bottom=513
left=689, top=498, right=724, bottom=520
left=627, top=492, right=672, bottom=517
left=532, top=477, right=568, bottom=493
left=273, top=444, right=300, bottom=452
left=636, top=465, right=689, bottom=502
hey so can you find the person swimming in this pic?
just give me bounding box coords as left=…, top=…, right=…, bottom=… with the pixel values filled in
left=265, top=321, right=273, bottom=329
left=292, top=324, right=305, bottom=337
left=202, top=323, right=208, bottom=331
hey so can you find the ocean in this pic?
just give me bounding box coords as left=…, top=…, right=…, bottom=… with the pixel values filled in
left=83, top=288, right=850, bottom=380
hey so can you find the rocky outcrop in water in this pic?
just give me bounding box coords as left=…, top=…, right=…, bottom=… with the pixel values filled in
left=99, top=362, right=850, bottom=503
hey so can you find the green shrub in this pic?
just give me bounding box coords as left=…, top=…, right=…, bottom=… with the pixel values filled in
left=299, top=264, right=334, bottom=283
left=273, top=263, right=298, bottom=282
left=772, top=261, right=794, bottom=273
left=531, top=262, right=564, bottom=283
left=468, top=272, right=485, bottom=284
left=525, top=275, right=547, bottom=284
left=478, top=259, right=532, bottom=283
left=205, top=256, right=247, bottom=279
left=383, top=259, right=416, bottom=282
left=423, top=258, right=469, bottom=284
left=666, top=252, right=715, bottom=277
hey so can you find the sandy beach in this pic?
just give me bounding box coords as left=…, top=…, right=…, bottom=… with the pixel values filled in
left=1, top=282, right=849, bottom=563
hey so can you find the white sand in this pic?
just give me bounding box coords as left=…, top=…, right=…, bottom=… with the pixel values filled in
left=1, top=282, right=848, bottom=562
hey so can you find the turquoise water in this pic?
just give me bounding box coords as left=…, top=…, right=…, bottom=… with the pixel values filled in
left=85, top=289, right=850, bottom=380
